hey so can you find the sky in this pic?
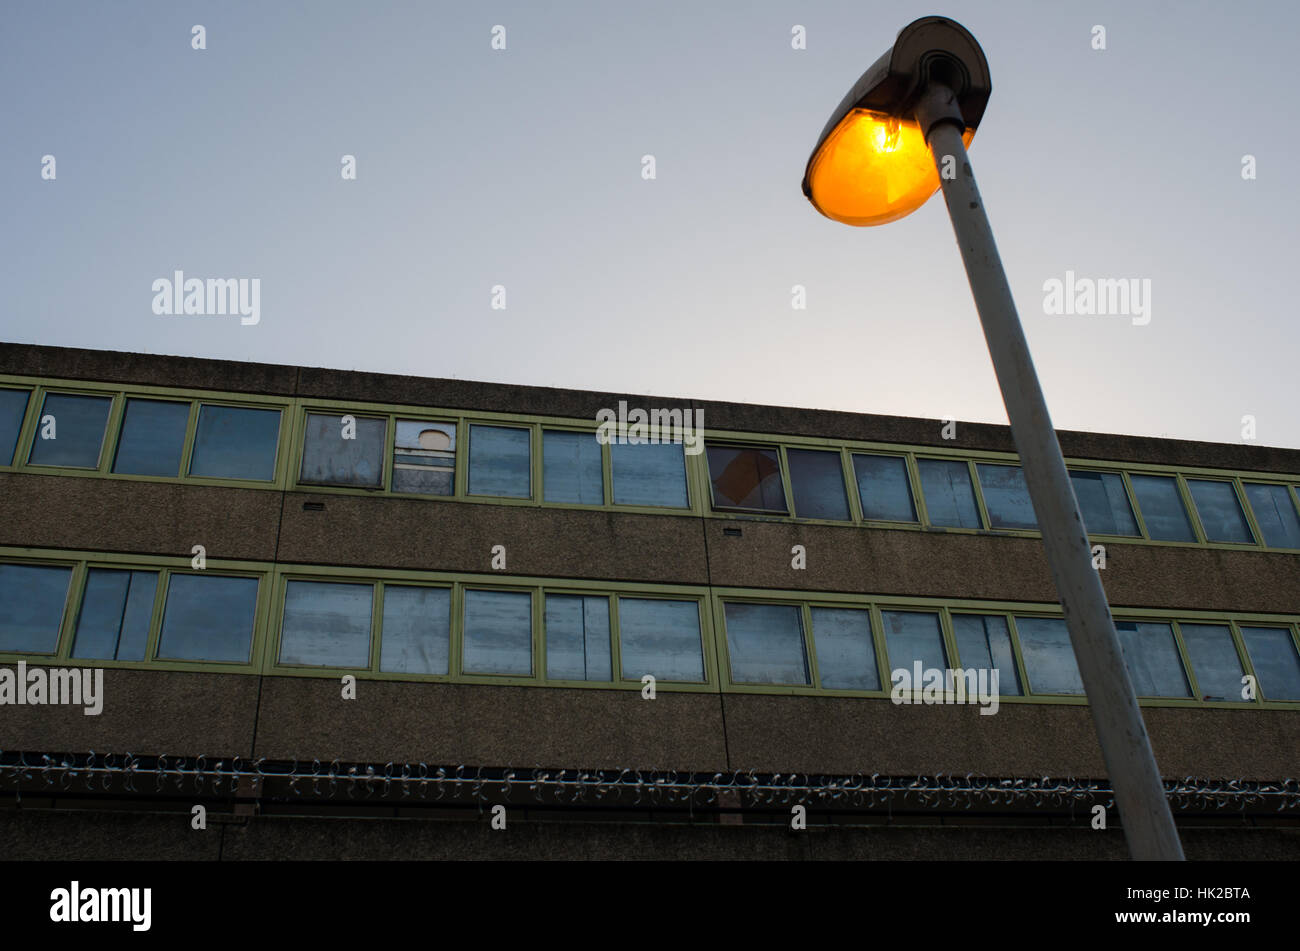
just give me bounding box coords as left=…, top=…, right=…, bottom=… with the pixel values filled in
left=3, top=0, right=1297, bottom=448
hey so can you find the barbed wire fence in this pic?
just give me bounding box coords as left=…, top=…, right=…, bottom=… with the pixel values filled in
left=2, top=751, right=1297, bottom=818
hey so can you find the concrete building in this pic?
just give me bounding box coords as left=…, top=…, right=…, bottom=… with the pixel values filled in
left=1, top=341, right=1297, bottom=860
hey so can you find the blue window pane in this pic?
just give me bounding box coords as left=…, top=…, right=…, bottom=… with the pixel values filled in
left=0, top=563, right=72, bottom=653
left=380, top=585, right=449, bottom=674
left=723, top=602, right=809, bottom=685
left=1180, top=623, right=1246, bottom=702
left=787, top=449, right=850, bottom=520
left=0, top=388, right=30, bottom=466
left=112, top=399, right=190, bottom=476
left=72, top=569, right=157, bottom=661
left=918, top=458, right=981, bottom=528
left=463, top=589, right=532, bottom=675
left=1016, top=616, right=1083, bottom=695
left=1240, top=626, right=1300, bottom=701
left=1187, top=479, right=1253, bottom=543
left=543, top=430, right=604, bottom=504
left=393, top=420, right=455, bottom=496
left=881, top=610, right=946, bottom=674
left=952, top=614, right=1022, bottom=695
left=1115, top=621, right=1190, bottom=698
left=280, top=580, right=373, bottom=668
left=853, top=454, right=916, bottom=522
left=610, top=442, right=688, bottom=508
left=1070, top=470, right=1138, bottom=536
left=1129, top=474, right=1196, bottom=541
left=545, top=594, right=611, bottom=681
left=28, top=393, right=112, bottom=468
left=468, top=425, right=530, bottom=498
left=188, top=405, right=281, bottom=481
left=157, top=574, right=258, bottom=663
left=707, top=445, right=786, bottom=512
left=977, top=464, right=1037, bottom=529
left=300, top=413, right=385, bottom=487
left=618, top=597, right=703, bottom=682
left=811, top=607, right=880, bottom=690
left=1243, top=483, right=1300, bottom=549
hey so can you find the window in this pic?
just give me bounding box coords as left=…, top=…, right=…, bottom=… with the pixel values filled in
left=280, top=580, right=373, bottom=668
left=976, top=464, right=1037, bottom=529
left=723, top=602, right=809, bottom=685
left=156, top=573, right=259, bottom=663
left=881, top=610, right=946, bottom=674
left=1115, top=621, right=1190, bottom=698
left=952, top=614, right=1022, bottom=694
left=786, top=449, right=850, bottom=520
left=617, top=597, right=704, bottom=681
left=71, top=568, right=157, bottom=661
left=1186, top=479, right=1254, bottom=543
left=468, top=425, right=530, bottom=498
left=380, top=585, right=450, bottom=674
left=27, top=392, right=112, bottom=468
left=0, top=388, right=30, bottom=465
left=188, top=404, right=281, bottom=481
left=1179, top=623, right=1245, bottom=702
left=707, top=445, right=786, bottom=512
left=112, top=399, right=190, bottom=477
left=810, top=607, right=879, bottom=690
left=543, top=430, right=604, bottom=505
left=918, top=458, right=981, bottom=528
left=1243, top=483, right=1300, bottom=549
left=463, top=589, right=532, bottom=675
left=1129, top=474, right=1196, bottom=541
left=544, top=594, right=611, bottom=681
left=393, top=420, right=456, bottom=496
left=1070, top=470, right=1138, bottom=536
left=853, top=454, right=916, bottom=522
left=1239, top=626, right=1300, bottom=701
left=1015, top=616, right=1083, bottom=695
left=610, top=442, right=688, bottom=508
left=0, top=563, right=72, bottom=653
left=300, top=413, right=385, bottom=487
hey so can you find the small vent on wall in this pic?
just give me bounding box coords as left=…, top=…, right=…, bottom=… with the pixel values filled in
left=722, top=527, right=742, bottom=537
left=303, top=502, right=325, bottom=511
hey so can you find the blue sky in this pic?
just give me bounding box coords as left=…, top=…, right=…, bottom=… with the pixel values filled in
left=3, top=0, right=1297, bottom=447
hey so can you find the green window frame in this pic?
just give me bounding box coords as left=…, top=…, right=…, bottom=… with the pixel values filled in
left=0, top=549, right=271, bottom=673
left=6, top=373, right=1300, bottom=554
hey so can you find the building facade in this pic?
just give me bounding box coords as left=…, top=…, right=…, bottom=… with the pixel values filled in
left=1, top=342, right=1297, bottom=860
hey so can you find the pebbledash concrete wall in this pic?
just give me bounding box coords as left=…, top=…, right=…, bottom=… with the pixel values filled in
left=1, top=343, right=1298, bottom=859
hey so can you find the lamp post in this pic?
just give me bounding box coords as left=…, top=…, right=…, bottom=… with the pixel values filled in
left=802, top=16, right=1184, bottom=861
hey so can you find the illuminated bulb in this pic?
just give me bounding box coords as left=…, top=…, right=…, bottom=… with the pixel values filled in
left=806, top=109, right=974, bottom=226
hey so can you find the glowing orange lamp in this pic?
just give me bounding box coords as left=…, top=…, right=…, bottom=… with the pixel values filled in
left=801, top=17, right=988, bottom=226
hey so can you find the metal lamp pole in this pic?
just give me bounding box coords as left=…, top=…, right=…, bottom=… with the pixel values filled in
left=912, top=83, right=1185, bottom=861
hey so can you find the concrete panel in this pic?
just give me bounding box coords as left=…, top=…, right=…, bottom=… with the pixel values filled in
left=0, top=473, right=282, bottom=562
left=253, top=678, right=729, bottom=771
left=0, top=343, right=297, bottom=396
left=703, top=520, right=1057, bottom=601
left=722, top=694, right=1299, bottom=781
left=0, top=809, right=221, bottom=860
left=295, top=364, right=687, bottom=424
left=2, top=809, right=1293, bottom=860
left=275, top=492, right=710, bottom=584
left=0, top=668, right=260, bottom=757
left=721, top=694, right=1105, bottom=777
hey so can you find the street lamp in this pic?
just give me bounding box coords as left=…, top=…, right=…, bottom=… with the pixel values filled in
left=802, top=15, right=1185, bottom=862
